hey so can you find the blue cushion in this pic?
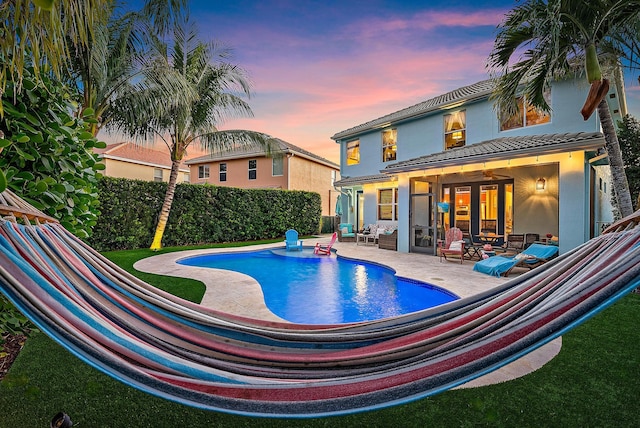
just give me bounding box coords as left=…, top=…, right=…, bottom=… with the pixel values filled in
left=338, top=223, right=353, bottom=233
left=473, top=244, right=559, bottom=277
left=473, top=256, right=516, bottom=277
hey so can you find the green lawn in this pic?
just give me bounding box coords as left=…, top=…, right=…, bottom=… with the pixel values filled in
left=1, top=244, right=639, bottom=427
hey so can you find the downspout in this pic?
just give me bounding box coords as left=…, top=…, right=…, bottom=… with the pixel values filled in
left=333, top=184, right=353, bottom=219
left=287, top=152, right=294, bottom=189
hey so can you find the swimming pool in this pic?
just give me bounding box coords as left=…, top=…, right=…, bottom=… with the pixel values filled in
left=178, top=249, right=458, bottom=324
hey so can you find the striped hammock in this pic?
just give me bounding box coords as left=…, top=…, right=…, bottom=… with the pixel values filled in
left=1, top=189, right=639, bottom=417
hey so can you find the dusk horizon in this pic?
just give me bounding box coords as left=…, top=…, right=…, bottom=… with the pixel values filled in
left=107, top=0, right=640, bottom=164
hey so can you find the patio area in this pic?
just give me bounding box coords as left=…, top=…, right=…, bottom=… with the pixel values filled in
left=134, top=236, right=561, bottom=389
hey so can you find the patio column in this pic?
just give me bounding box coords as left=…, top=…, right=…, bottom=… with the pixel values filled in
left=397, top=174, right=410, bottom=253
left=558, top=151, right=589, bottom=253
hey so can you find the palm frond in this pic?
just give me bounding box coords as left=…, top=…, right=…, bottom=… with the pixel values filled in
left=196, top=130, right=279, bottom=156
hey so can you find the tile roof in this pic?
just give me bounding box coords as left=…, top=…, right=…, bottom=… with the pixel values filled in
left=383, top=132, right=605, bottom=173
left=331, top=79, right=495, bottom=141
left=95, top=142, right=189, bottom=171
left=186, top=138, right=339, bottom=169
left=333, top=173, right=396, bottom=187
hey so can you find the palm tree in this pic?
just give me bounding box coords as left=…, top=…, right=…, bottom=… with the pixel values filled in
left=123, top=17, right=276, bottom=250
left=65, top=0, right=191, bottom=136
left=488, top=0, right=640, bottom=218
left=0, top=1, right=102, bottom=91
left=0, top=0, right=187, bottom=189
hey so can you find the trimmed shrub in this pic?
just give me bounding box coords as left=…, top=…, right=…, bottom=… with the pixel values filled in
left=89, top=177, right=322, bottom=251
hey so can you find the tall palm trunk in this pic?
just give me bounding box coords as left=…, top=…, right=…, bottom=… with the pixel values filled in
left=597, top=99, right=634, bottom=218
left=150, top=158, right=182, bottom=250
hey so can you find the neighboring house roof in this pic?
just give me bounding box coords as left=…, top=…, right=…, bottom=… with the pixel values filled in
left=333, top=173, right=397, bottom=187
left=331, top=79, right=495, bottom=141
left=95, top=142, right=189, bottom=172
left=185, top=138, right=339, bottom=170
left=382, top=132, right=605, bottom=174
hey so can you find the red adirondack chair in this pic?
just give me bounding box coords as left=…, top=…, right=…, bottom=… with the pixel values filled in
left=439, top=227, right=465, bottom=263
left=314, top=232, right=337, bottom=255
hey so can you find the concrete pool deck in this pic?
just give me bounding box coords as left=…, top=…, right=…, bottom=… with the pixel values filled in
left=134, top=238, right=561, bottom=389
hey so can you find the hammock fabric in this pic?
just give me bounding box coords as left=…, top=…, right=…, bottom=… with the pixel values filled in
left=1, top=190, right=639, bottom=418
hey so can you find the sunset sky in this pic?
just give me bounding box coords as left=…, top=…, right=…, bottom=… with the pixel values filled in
left=115, top=1, right=640, bottom=164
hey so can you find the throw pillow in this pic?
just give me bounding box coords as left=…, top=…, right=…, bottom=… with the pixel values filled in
left=448, top=240, right=464, bottom=251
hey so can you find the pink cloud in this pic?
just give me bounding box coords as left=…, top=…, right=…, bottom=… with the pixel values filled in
left=341, top=9, right=507, bottom=42
left=219, top=34, right=497, bottom=165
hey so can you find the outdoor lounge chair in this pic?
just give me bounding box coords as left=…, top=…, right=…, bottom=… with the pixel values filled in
left=473, top=243, right=559, bottom=277
left=439, top=227, right=465, bottom=263
left=314, top=232, right=337, bottom=255
left=284, top=229, right=303, bottom=251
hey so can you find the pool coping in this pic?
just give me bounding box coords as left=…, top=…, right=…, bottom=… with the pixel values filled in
left=134, top=239, right=561, bottom=389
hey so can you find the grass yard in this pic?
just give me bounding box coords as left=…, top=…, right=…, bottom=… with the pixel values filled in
left=0, top=244, right=638, bottom=427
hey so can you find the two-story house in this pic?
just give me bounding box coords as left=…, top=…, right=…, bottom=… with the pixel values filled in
left=332, top=76, right=626, bottom=255
left=186, top=138, right=341, bottom=216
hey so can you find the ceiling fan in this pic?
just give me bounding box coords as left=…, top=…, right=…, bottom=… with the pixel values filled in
left=482, top=170, right=511, bottom=180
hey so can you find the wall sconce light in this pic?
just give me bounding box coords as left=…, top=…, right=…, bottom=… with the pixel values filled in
left=536, top=177, right=546, bottom=191
left=452, top=131, right=463, bottom=140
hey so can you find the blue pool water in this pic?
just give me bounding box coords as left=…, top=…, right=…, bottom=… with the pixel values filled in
left=178, top=249, right=458, bottom=324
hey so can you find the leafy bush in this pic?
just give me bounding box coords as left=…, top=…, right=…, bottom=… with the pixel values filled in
left=89, top=177, right=322, bottom=251
left=0, top=67, right=105, bottom=238
left=0, top=295, right=36, bottom=342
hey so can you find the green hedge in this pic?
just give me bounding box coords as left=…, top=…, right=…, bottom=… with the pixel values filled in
left=88, top=177, right=322, bottom=251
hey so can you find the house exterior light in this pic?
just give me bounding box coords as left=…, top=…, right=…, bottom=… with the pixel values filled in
left=536, top=177, right=546, bottom=191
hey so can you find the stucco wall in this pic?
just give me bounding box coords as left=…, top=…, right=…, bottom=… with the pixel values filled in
left=288, top=156, right=340, bottom=216
left=190, top=157, right=288, bottom=189
left=511, top=164, right=559, bottom=238
left=102, top=159, right=187, bottom=183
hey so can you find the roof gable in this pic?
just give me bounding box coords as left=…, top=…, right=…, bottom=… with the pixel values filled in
left=331, top=79, right=495, bottom=141
left=186, top=138, right=339, bottom=169
left=95, top=142, right=188, bottom=171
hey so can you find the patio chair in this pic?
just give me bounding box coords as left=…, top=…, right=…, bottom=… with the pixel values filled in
left=524, top=233, right=540, bottom=249
left=337, top=223, right=356, bottom=242
left=439, top=227, right=465, bottom=264
left=462, top=236, right=482, bottom=259
left=284, top=229, right=303, bottom=251
left=472, top=243, right=559, bottom=277
left=314, top=232, right=337, bottom=255
left=496, top=233, right=525, bottom=254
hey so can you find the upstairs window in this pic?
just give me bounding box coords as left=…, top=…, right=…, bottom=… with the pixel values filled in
left=219, top=163, right=227, bottom=182
left=153, top=168, right=163, bottom=182
left=500, top=90, right=551, bottom=131
left=272, top=156, right=283, bottom=176
left=198, top=165, right=210, bottom=179
left=444, top=110, right=466, bottom=149
left=382, top=129, right=397, bottom=162
left=346, top=139, right=360, bottom=165
left=378, top=188, right=398, bottom=221
left=248, top=159, right=257, bottom=180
